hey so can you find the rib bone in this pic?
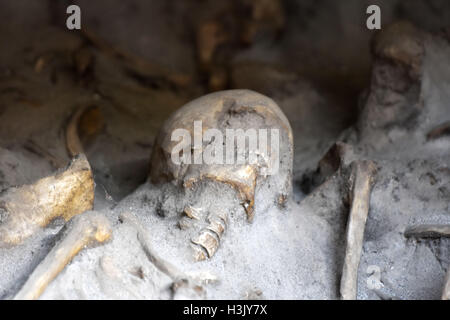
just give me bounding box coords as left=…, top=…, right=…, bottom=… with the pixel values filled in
left=66, top=106, right=88, bottom=157
left=14, top=211, right=112, bottom=300
left=66, top=105, right=104, bottom=158
left=119, top=211, right=183, bottom=280
left=118, top=211, right=218, bottom=294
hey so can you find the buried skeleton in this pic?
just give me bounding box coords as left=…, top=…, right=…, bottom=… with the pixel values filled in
left=171, top=120, right=280, bottom=175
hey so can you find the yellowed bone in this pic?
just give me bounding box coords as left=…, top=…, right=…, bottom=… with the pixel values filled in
left=191, top=212, right=228, bottom=261
left=14, top=211, right=112, bottom=300
left=340, top=160, right=377, bottom=300
left=0, top=154, right=94, bottom=247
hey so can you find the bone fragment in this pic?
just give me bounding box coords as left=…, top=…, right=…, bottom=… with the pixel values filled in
left=183, top=206, right=201, bottom=220
left=340, top=160, right=377, bottom=300
left=404, top=224, right=450, bottom=239
left=0, top=154, right=94, bottom=247
left=66, top=105, right=104, bottom=157
left=14, top=211, right=112, bottom=300
left=191, top=212, right=228, bottom=261
left=66, top=106, right=88, bottom=157
left=119, top=211, right=183, bottom=280
left=426, top=121, right=450, bottom=141
left=192, top=231, right=219, bottom=259
left=443, top=269, right=450, bottom=300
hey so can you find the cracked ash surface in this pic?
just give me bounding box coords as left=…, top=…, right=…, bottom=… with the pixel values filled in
left=0, top=0, right=449, bottom=300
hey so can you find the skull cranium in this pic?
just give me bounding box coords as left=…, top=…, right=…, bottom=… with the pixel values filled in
left=149, top=89, right=293, bottom=260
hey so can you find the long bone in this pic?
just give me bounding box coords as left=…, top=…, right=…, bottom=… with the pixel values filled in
left=299, top=143, right=377, bottom=299
left=290, top=142, right=377, bottom=300
left=0, top=154, right=94, bottom=247
left=14, top=211, right=112, bottom=300
left=340, top=160, right=377, bottom=300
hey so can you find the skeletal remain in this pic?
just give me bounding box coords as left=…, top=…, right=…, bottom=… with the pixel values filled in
left=96, top=255, right=141, bottom=299
left=196, top=21, right=227, bottom=68
left=298, top=142, right=378, bottom=300
left=150, top=89, right=293, bottom=220
left=66, top=105, right=103, bottom=157
left=340, top=160, right=377, bottom=300
left=14, top=211, right=112, bottom=300
left=119, top=211, right=184, bottom=280
left=443, top=270, right=450, bottom=300
left=427, top=121, right=450, bottom=141
left=404, top=224, right=450, bottom=239
left=0, top=154, right=94, bottom=247
left=191, top=212, right=228, bottom=261
left=149, top=89, right=293, bottom=261
left=183, top=205, right=202, bottom=220
left=178, top=206, right=204, bottom=230
left=119, top=211, right=216, bottom=299
left=66, top=106, right=88, bottom=157
left=192, top=231, right=219, bottom=261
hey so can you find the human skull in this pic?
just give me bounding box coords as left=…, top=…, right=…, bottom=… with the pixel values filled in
left=149, top=89, right=293, bottom=260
